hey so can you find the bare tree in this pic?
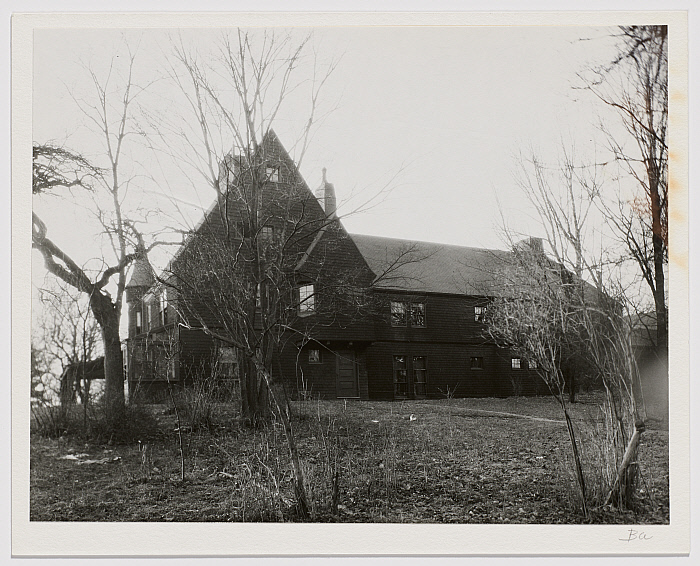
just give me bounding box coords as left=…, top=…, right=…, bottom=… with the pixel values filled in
left=35, top=280, right=102, bottom=415
left=129, top=30, right=344, bottom=520
left=486, top=241, right=592, bottom=516
left=580, top=25, right=668, bottom=357
left=490, top=142, right=646, bottom=511
left=32, top=48, right=155, bottom=427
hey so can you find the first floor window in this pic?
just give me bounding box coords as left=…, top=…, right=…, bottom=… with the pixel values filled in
left=298, top=284, right=315, bottom=315
left=511, top=358, right=521, bottom=369
left=470, top=356, right=484, bottom=370
left=413, top=356, right=427, bottom=397
left=390, top=301, right=407, bottom=326
left=309, top=349, right=322, bottom=364
left=217, top=346, right=239, bottom=388
left=393, top=355, right=408, bottom=398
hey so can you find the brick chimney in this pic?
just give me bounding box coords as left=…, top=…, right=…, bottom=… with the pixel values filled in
left=316, top=167, right=337, bottom=218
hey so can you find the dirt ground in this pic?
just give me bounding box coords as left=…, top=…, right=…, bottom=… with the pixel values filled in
left=29, top=393, right=669, bottom=523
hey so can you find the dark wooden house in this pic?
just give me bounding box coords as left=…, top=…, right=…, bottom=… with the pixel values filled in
left=123, top=131, right=545, bottom=402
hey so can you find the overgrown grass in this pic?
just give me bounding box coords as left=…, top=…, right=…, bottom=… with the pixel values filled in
left=30, top=393, right=669, bottom=523
left=31, top=402, right=159, bottom=444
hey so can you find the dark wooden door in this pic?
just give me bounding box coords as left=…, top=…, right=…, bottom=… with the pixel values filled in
left=336, top=350, right=359, bottom=398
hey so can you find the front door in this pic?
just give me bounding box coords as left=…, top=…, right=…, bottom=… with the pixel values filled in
left=336, top=350, right=359, bottom=398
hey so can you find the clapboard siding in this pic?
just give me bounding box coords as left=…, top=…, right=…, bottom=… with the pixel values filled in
left=278, top=341, right=370, bottom=400
left=126, top=130, right=551, bottom=403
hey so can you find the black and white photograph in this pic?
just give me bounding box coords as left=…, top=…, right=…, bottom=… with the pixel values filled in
left=13, top=10, right=689, bottom=557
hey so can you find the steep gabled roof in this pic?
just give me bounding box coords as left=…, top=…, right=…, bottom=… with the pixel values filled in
left=162, top=129, right=326, bottom=277
left=349, top=234, right=510, bottom=296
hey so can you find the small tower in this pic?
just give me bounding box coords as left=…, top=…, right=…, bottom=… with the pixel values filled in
left=315, top=167, right=337, bottom=218
left=125, top=255, right=154, bottom=338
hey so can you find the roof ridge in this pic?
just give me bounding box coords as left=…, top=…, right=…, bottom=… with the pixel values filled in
left=348, top=232, right=508, bottom=254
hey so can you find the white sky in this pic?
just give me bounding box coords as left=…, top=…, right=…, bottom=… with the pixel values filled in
left=32, top=25, right=624, bottom=288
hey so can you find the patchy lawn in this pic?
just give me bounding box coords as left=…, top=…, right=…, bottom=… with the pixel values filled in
left=30, top=393, right=669, bottom=523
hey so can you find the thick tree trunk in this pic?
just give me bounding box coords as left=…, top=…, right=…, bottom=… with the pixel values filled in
left=90, top=293, right=125, bottom=427
left=101, top=317, right=125, bottom=425
left=240, top=354, right=270, bottom=426
left=649, top=167, right=668, bottom=358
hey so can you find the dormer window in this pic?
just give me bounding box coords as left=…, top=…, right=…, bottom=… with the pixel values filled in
left=298, top=284, right=315, bottom=315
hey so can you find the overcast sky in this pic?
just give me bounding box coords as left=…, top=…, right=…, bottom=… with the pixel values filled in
left=32, top=23, right=629, bottom=304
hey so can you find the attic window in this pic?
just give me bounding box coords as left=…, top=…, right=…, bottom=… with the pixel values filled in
left=511, top=358, right=521, bottom=369
left=298, top=284, right=315, bottom=315
left=528, top=359, right=538, bottom=370
left=266, top=165, right=279, bottom=183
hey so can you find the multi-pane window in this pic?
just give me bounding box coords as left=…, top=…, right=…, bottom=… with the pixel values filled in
left=393, top=355, right=408, bottom=398
left=528, top=359, right=538, bottom=370
left=391, top=300, right=425, bottom=327
left=390, top=301, right=407, bottom=326
left=298, top=284, right=315, bottom=315
left=470, top=356, right=484, bottom=370
left=413, top=356, right=427, bottom=397
left=308, top=349, right=322, bottom=364
left=511, top=358, right=521, bottom=369
left=474, top=306, right=487, bottom=322
left=261, top=225, right=274, bottom=241
left=266, top=165, right=279, bottom=182
left=410, top=303, right=426, bottom=327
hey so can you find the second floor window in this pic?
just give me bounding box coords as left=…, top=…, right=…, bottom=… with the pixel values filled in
left=410, top=303, right=426, bottom=327
left=298, top=284, right=315, bottom=315
left=135, top=310, right=142, bottom=334
left=391, top=300, right=426, bottom=327
left=474, top=305, right=487, bottom=322
left=390, top=301, right=407, bottom=326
